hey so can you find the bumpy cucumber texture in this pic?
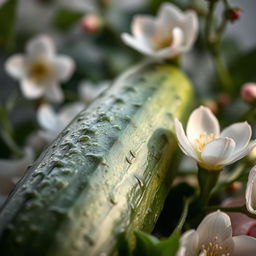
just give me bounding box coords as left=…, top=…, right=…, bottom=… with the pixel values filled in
left=0, top=63, right=193, bottom=256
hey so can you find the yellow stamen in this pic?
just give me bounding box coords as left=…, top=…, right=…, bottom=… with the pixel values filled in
left=195, top=133, right=217, bottom=153
left=200, top=236, right=231, bottom=256
left=28, top=59, right=53, bottom=83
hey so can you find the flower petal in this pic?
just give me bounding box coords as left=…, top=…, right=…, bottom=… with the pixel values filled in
left=222, top=140, right=256, bottom=166
left=121, top=33, right=154, bottom=56
left=182, top=11, right=199, bottom=50
left=201, top=138, right=235, bottom=169
left=52, top=55, right=75, bottom=81
left=37, top=104, right=59, bottom=132
left=158, top=2, right=185, bottom=26
left=233, top=235, right=256, bottom=256
left=177, top=230, right=199, bottom=256
left=186, top=106, right=220, bottom=145
left=26, top=35, right=55, bottom=59
left=175, top=118, right=198, bottom=160
left=43, top=83, right=64, bottom=103
left=220, top=122, right=252, bottom=154
left=20, top=79, right=44, bottom=99
left=246, top=166, right=256, bottom=215
left=197, top=211, right=232, bottom=248
left=5, top=54, right=27, bottom=79
left=131, top=15, right=156, bottom=40
left=222, top=197, right=256, bottom=236
left=155, top=27, right=184, bottom=58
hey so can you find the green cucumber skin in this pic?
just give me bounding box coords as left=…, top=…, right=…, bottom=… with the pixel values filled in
left=0, top=63, right=193, bottom=256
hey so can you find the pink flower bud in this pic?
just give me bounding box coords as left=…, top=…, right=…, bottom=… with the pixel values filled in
left=226, top=8, right=242, bottom=22
left=80, top=14, right=102, bottom=33
left=240, top=83, right=256, bottom=103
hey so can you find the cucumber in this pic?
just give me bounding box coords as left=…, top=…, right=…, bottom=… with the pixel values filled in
left=0, top=63, right=193, bottom=256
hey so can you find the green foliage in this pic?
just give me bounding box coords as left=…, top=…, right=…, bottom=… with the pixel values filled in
left=0, top=0, right=17, bottom=51
left=54, top=9, right=84, bottom=30
left=132, top=231, right=180, bottom=256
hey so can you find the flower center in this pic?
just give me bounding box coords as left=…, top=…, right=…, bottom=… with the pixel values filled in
left=29, top=59, right=53, bottom=83
left=200, top=236, right=231, bottom=256
left=152, top=33, right=173, bottom=50
left=195, top=133, right=217, bottom=153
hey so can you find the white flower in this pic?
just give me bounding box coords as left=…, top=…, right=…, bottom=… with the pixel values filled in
left=246, top=165, right=256, bottom=215
left=79, top=80, right=110, bottom=104
left=121, top=2, right=198, bottom=59
left=5, top=35, right=75, bottom=103
left=177, top=211, right=256, bottom=256
left=175, top=106, right=256, bottom=170
left=37, top=102, right=84, bottom=142
left=0, top=148, right=34, bottom=206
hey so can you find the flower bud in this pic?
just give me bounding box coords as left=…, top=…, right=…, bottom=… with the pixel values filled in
left=226, top=8, right=242, bottom=22
left=80, top=14, right=103, bottom=33
left=202, top=99, right=218, bottom=114
left=227, top=181, right=242, bottom=193
left=217, top=93, right=231, bottom=107
left=240, top=83, right=256, bottom=103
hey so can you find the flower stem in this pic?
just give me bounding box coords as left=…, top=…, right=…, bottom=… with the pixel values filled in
left=174, top=196, right=194, bottom=233
left=205, top=0, right=233, bottom=93
left=0, top=105, right=23, bottom=158
left=197, top=166, right=221, bottom=207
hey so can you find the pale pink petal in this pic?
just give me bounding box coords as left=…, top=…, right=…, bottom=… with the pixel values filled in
left=233, top=235, right=256, bottom=256
left=246, top=166, right=256, bottom=215
left=26, top=35, right=55, bottom=59
left=5, top=54, right=27, bottom=79
left=175, top=118, right=198, bottom=160
left=220, top=122, right=252, bottom=154
left=43, top=83, right=64, bottom=103
left=52, top=56, right=75, bottom=81
left=221, top=197, right=256, bottom=236
left=186, top=106, right=220, bottom=145
left=201, top=138, right=235, bottom=169
left=197, top=211, right=232, bottom=247
left=20, top=79, right=44, bottom=99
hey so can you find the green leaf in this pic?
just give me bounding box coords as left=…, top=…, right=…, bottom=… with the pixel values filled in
left=132, top=231, right=180, bottom=256
left=0, top=0, right=17, bottom=51
left=133, top=231, right=159, bottom=256
left=53, top=9, right=84, bottom=30
left=156, top=232, right=180, bottom=256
